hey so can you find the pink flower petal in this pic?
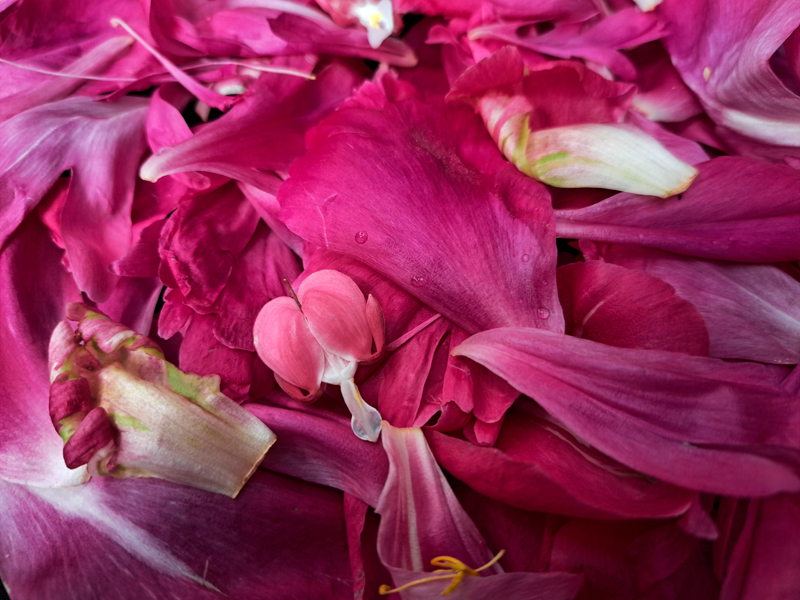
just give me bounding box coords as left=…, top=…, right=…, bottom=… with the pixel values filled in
left=454, top=328, right=800, bottom=496
left=427, top=403, right=695, bottom=519
left=279, top=82, right=562, bottom=335
left=555, top=157, right=800, bottom=262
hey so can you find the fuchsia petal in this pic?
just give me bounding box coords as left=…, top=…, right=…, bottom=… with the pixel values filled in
left=248, top=401, right=389, bottom=506
left=253, top=297, right=325, bottom=398
left=660, top=0, right=800, bottom=160
left=140, top=61, right=361, bottom=193
left=279, top=84, right=562, bottom=335
left=62, top=408, right=115, bottom=470
left=720, top=494, right=800, bottom=600
left=555, top=157, right=800, bottom=262
left=49, top=377, right=93, bottom=426
left=377, top=424, right=584, bottom=599
left=0, top=472, right=354, bottom=599
left=297, top=269, right=374, bottom=361
left=469, top=8, right=666, bottom=80
left=586, top=243, right=800, bottom=364
left=557, top=261, right=710, bottom=355
left=0, top=216, right=84, bottom=487
left=454, top=328, right=800, bottom=496
left=1, top=96, right=149, bottom=301
left=213, top=222, right=301, bottom=352
left=427, top=404, right=694, bottom=520
left=159, top=183, right=259, bottom=314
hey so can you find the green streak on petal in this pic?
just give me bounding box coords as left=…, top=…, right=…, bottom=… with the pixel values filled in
left=108, top=413, right=151, bottom=432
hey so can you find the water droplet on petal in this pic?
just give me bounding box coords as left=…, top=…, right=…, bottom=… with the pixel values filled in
left=521, top=253, right=530, bottom=263
left=355, top=230, right=368, bottom=244
left=537, top=307, right=550, bottom=320
left=410, top=276, right=427, bottom=288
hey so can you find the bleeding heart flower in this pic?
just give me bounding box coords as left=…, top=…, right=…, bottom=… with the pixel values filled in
left=48, top=303, right=276, bottom=498
left=254, top=269, right=385, bottom=442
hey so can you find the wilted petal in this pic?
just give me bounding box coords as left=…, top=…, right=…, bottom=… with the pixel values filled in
left=50, top=304, right=276, bottom=497
left=555, top=157, right=800, bottom=262
left=454, top=328, right=800, bottom=496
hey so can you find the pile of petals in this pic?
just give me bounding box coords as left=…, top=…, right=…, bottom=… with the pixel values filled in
left=2, top=0, right=800, bottom=598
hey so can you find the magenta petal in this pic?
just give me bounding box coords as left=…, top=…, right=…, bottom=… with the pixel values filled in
left=454, top=328, right=800, bottom=496
left=1, top=97, right=149, bottom=301
left=0, top=216, right=84, bottom=487
left=427, top=404, right=694, bottom=520
left=0, top=471, right=354, bottom=599
left=140, top=62, right=363, bottom=192
left=555, top=157, right=800, bottom=262
left=253, top=297, right=325, bottom=397
left=49, top=377, right=93, bottom=427
left=586, top=243, right=800, bottom=364
left=62, top=407, right=115, bottom=470
left=247, top=401, right=389, bottom=506
left=377, top=424, right=583, bottom=599
left=660, top=0, right=800, bottom=160
left=158, top=184, right=259, bottom=313
left=279, top=87, right=561, bottom=334
left=720, top=494, right=800, bottom=600
left=557, top=261, right=710, bottom=355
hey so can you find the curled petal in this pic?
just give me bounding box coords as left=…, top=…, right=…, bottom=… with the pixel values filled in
left=517, top=123, right=698, bottom=197
left=62, top=407, right=115, bottom=470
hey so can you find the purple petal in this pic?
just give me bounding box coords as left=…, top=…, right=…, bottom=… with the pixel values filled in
left=555, top=157, right=800, bottom=262
left=1, top=96, right=149, bottom=301
left=0, top=215, right=83, bottom=486
left=586, top=243, right=800, bottom=364
left=279, top=84, right=561, bottom=335
left=427, top=403, right=694, bottom=519
left=454, top=328, right=800, bottom=496
left=377, top=424, right=584, bottom=599
left=557, top=261, right=710, bottom=355
left=0, top=471, right=354, bottom=599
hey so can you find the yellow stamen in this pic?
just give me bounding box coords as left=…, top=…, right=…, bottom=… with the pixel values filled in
left=379, top=549, right=505, bottom=596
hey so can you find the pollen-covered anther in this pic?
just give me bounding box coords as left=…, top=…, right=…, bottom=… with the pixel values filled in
left=378, top=550, right=506, bottom=596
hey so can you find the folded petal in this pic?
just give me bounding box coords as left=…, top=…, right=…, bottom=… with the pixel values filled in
left=140, top=61, right=363, bottom=192
left=279, top=83, right=562, bottom=335
left=454, top=328, right=800, bottom=496
left=586, top=243, right=800, bottom=364
left=557, top=261, right=709, bottom=355
left=660, top=0, right=800, bottom=160
left=555, top=156, right=800, bottom=262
